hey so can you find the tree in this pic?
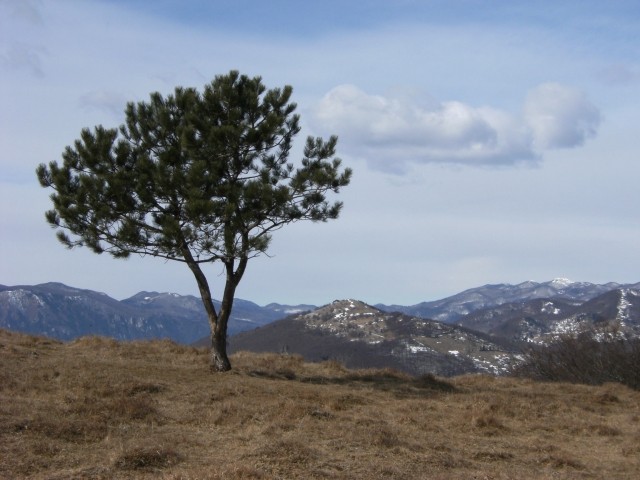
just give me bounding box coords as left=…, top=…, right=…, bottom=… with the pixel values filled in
left=36, top=71, right=352, bottom=371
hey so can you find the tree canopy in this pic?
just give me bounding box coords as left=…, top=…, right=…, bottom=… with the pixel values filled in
left=37, top=71, right=352, bottom=370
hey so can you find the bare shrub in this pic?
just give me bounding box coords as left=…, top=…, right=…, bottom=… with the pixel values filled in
left=513, top=328, right=640, bottom=389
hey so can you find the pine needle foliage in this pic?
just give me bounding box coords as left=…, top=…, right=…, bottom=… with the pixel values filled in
left=36, top=71, right=351, bottom=371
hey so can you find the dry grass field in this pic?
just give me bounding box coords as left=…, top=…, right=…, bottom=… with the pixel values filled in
left=1, top=328, right=639, bottom=479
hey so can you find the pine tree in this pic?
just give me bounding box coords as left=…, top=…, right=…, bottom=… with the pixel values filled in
left=36, top=71, right=351, bottom=371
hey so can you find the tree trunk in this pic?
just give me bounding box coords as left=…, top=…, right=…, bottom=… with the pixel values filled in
left=206, top=257, right=244, bottom=372
left=182, top=244, right=245, bottom=373
left=182, top=249, right=233, bottom=371
left=210, top=327, right=231, bottom=372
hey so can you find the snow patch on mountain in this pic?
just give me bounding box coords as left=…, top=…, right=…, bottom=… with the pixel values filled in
left=471, top=353, right=515, bottom=375
left=550, top=317, right=583, bottom=337
left=406, top=342, right=431, bottom=353
left=1, top=289, right=44, bottom=311
left=550, top=277, right=573, bottom=287
left=616, top=289, right=632, bottom=325
left=541, top=301, right=561, bottom=315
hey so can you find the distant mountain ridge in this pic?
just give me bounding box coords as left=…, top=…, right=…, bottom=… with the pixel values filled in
left=455, top=287, right=640, bottom=343
left=0, top=282, right=304, bottom=343
left=2, top=279, right=639, bottom=351
left=376, top=278, right=640, bottom=323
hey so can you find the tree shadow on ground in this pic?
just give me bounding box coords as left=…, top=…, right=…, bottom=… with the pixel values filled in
left=245, top=368, right=456, bottom=398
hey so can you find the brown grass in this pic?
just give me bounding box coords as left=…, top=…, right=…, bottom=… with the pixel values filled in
left=1, top=328, right=640, bottom=479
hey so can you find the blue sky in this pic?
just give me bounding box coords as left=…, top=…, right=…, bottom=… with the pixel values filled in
left=1, top=0, right=639, bottom=305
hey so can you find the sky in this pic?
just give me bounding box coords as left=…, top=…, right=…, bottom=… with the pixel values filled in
left=1, top=0, right=639, bottom=306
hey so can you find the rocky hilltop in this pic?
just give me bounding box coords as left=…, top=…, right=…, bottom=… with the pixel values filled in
left=229, top=299, right=520, bottom=377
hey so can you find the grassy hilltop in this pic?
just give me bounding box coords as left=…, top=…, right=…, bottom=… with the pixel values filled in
left=1, top=329, right=639, bottom=479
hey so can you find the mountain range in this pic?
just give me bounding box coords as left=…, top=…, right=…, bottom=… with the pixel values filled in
left=0, top=282, right=312, bottom=343
left=455, top=287, right=640, bottom=343
left=1, top=279, right=639, bottom=376
left=225, top=281, right=640, bottom=376
left=375, top=278, right=640, bottom=323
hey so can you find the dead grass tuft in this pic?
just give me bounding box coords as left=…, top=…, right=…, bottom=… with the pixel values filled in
left=114, top=445, right=182, bottom=471
left=472, top=413, right=507, bottom=431
left=596, top=391, right=620, bottom=404
left=414, top=372, right=458, bottom=392
left=370, top=425, right=403, bottom=448
left=199, top=465, right=267, bottom=479
left=69, top=335, right=119, bottom=349
left=540, top=452, right=586, bottom=470
left=63, top=389, right=163, bottom=426
left=590, top=424, right=622, bottom=436
left=472, top=449, right=514, bottom=461
left=27, top=415, right=109, bottom=442
left=254, top=438, right=318, bottom=466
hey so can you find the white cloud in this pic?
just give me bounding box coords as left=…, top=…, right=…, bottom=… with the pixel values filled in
left=312, top=83, right=600, bottom=172
left=524, top=83, right=601, bottom=149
